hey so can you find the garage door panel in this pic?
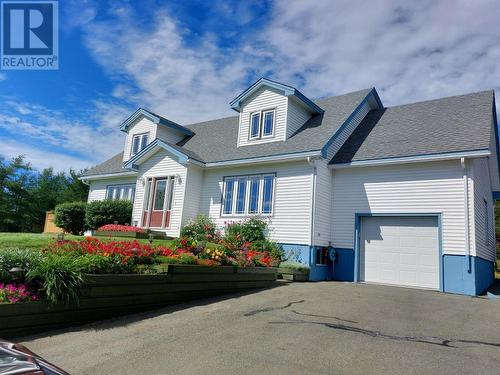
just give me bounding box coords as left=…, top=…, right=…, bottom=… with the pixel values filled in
left=360, top=216, right=439, bottom=289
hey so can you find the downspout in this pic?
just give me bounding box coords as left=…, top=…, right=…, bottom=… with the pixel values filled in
left=307, top=157, right=317, bottom=260
left=461, top=157, right=471, bottom=273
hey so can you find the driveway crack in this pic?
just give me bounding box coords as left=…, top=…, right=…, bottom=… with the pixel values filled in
left=269, top=318, right=500, bottom=349
left=244, top=300, right=305, bottom=316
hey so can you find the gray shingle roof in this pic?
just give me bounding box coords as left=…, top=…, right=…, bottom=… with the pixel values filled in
left=331, top=90, right=495, bottom=164
left=83, top=88, right=372, bottom=176
left=181, top=88, right=372, bottom=163
left=83, top=152, right=132, bottom=176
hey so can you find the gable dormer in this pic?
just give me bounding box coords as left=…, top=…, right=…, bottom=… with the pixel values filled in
left=231, top=78, right=323, bottom=147
left=120, top=108, right=194, bottom=163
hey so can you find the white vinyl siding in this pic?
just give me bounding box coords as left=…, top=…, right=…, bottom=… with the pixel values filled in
left=313, top=159, right=332, bottom=246
left=132, top=149, right=187, bottom=237
left=325, top=95, right=377, bottom=161
left=87, top=177, right=137, bottom=202
left=181, top=165, right=204, bottom=225
left=238, top=87, right=287, bottom=146
left=199, top=161, right=313, bottom=245
left=331, top=160, right=471, bottom=256
left=471, top=158, right=496, bottom=261
left=286, top=97, right=312, bottom=139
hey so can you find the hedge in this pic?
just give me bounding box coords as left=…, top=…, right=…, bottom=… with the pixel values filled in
left=85, top=200, right=133, bottom=230
left=54, top=201, right=87, bottom=235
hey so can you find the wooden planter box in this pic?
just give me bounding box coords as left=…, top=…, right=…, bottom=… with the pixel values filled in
left=278, top=267, right=310, bottom=281
left=0, top=265, right=277, bottom=339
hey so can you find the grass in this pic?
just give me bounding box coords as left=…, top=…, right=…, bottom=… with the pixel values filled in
left=0, top=232, right=175, bottom=250
left=496, top=260, right=500, bottom=280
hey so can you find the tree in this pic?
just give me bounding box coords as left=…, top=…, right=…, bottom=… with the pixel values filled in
left=0, top=156, right=35, bottom=232
left=59, top=169, right=89, bottom=203
left=0, top=155, right=90, bottom=233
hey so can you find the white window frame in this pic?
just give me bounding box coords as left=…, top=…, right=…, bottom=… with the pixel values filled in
left=221, top=173, right=276, bottom=217
left=248, top=108, right=276, bottom=141
left=131, top=133, right=149, bottom=156
left=249, top=112, right=261, bottom=140
left=106, top=184, right=135, bottom=202
left=261, top=109, right=276, bottom=138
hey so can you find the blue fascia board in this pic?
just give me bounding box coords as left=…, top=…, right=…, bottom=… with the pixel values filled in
left=353, top=212, right=443, bottom=291
left=119, top=108, right=194, bottom=137
left=321, top=88, right=380, bottom=159
left=230, top=77, right=323, bottom=114
left=331, top=148, right=491, bottom=166
left=491, top=92, right=500, bottom=178
left=123, top=139, right=191, bottom=169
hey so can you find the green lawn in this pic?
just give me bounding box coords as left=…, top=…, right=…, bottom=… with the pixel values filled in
left=0, top=232, right=175, bottom=250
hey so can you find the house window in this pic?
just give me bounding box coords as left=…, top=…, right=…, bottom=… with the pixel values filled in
left=221, top=174, right=275, bottom=216
left=250, top=113, right=261, bottom=140
left=131, top=133, right=149, bottom=156
left=248, top=109, right=275, bottom=140
left=315, top=248, right=328, bottom=265
left=262, top=110, right=275, bottom=137
left=106, top=184, right=135, bottom=202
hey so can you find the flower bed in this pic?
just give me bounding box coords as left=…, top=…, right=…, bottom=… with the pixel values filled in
left=0, top=265, right=277, bottom=339
left=0, top=283, right=39, bottom=303
left=97, top=224, right=145, bottom=233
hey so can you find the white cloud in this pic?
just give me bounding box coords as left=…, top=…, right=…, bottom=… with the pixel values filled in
left=4, top=0, right=499, bottom=172
left=0, top=99, right=126, bottom=170
left=255, top=0, right=500, bottom=106
left=0, top=138, right=93, bottom=172
left=81, top=0, right=500, bottom=123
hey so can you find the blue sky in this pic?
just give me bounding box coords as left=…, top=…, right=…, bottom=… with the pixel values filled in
left=1, top=0, right=499, bottom=171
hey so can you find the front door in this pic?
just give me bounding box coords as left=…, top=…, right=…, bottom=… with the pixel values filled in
left=142, top=177, right=174, bottom=228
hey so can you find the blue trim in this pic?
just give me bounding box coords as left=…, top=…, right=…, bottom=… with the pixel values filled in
left=124, top=139, right=192, bottom=169
left=332, top=248, right=355, bottom=281
left=493, top=191, right=500, bottom=200
left=321, top=88, right=381, bottom=159
left=230, top=78, right=324, bottom=114
left=354, top=213, right=444, bottom=292
left=331, top=148, right=491, bottom=166
left=491, top=92, right=500, bottom=179
left=119, top=108, right=194, bottom=136
left=442, top=255, right=494, bottom=295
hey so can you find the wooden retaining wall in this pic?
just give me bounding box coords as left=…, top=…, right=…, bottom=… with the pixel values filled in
left=0, top=265, right=277, bottom=339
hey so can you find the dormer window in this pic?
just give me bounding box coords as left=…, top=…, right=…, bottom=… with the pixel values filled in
left=132, top=133, right=148, bottom=156
left=249, top=109, right=275, bottom=140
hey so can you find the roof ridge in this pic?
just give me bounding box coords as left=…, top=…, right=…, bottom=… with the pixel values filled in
left=384, top=89, right=494, bottom=110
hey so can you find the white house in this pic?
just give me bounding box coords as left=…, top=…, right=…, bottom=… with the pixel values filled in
left=82, top=78, right=500, bottom=296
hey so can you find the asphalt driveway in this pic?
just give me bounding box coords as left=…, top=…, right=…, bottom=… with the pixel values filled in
left=21, top=282, right=500, bottom=375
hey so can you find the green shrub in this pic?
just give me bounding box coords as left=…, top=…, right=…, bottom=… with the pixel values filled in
left=278, top=261, right=310, bottom=272
left=0, top=248, right=43, bottom=283
left=54, top=201, right=87, bottom=235
left=224, top=218, right=268, bottom=248
left=85, top=200, right=133, bottom=230
left=180, top=214, right=220, bottom=243
left=251, top=240, right=285, bottom=262
left=74, top=254, right=136, bottom=274
left=26, top=253, right=83, bottom=304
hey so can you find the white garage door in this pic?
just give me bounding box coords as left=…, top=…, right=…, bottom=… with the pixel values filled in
left=360, top=216, right=439, bottom=289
